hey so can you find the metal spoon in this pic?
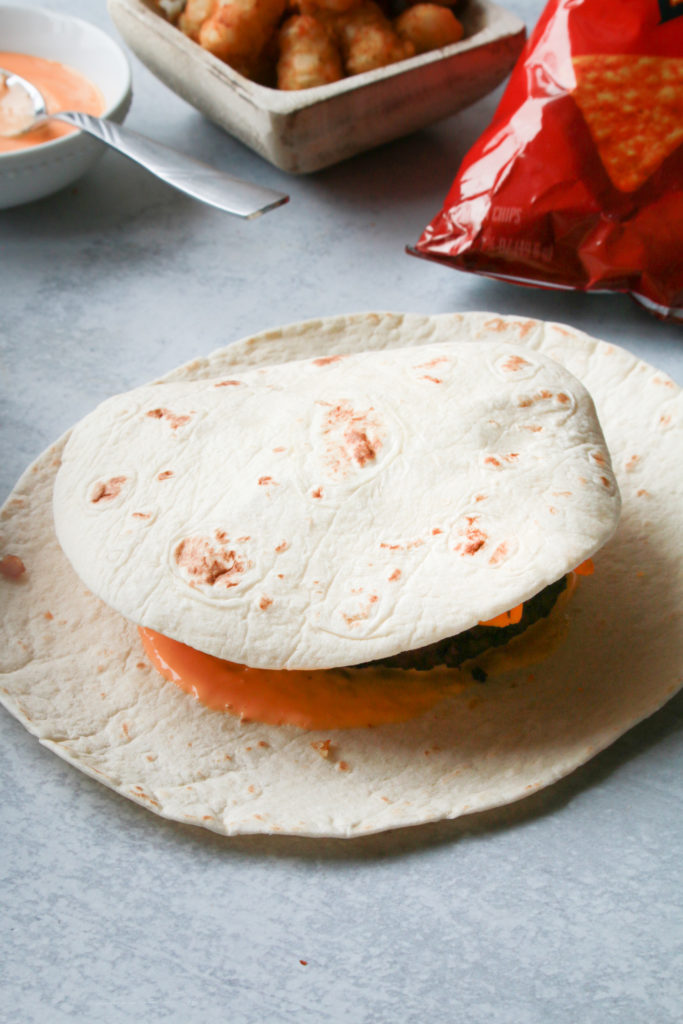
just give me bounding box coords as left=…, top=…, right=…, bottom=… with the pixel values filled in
left=0, top=68, right=288, bottom=218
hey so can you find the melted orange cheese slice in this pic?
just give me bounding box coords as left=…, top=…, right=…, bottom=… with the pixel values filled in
left=139, top=563, right=592, bottom=729
left=480, top=603, right=524, bottom=628
left=138, top=627, right=466, bottom=730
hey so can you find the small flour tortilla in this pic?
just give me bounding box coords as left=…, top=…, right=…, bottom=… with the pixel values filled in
left=1, top=312, right=681, bottom=837
left=53, top=340, right=619, bottom=670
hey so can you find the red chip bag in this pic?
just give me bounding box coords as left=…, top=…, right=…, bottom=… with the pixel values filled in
left=412, top=0, right=683, bottom=322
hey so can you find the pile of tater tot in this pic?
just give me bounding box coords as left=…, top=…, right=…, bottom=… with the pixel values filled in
left=153, top=0, right=466, bottom=89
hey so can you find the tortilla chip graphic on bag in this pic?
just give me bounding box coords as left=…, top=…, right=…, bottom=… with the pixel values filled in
left=572, top=54, right=683, bottom=191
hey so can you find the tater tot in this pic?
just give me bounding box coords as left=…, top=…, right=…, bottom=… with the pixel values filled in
left=277, top=15, right=344, bottom=89
left=178, top=0, right=217, bottom=39
left=394, top=4, right=463, bottom=54
left=198, top=0, right=288, bottom=78
left=296, top=0, right=361, bottom=13
left=335, top=0, right=413, bottom=76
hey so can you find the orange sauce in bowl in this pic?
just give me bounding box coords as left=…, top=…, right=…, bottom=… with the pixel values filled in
left=0, top=52, right=105, bottom=153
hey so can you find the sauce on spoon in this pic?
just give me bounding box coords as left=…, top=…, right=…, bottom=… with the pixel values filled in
left=0, top=53, right=104, bottom=152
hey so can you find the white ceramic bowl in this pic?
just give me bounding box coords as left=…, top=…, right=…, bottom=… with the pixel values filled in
left=0, top=5, right=132, bottom=208
left=108, top=0, right=525, bottom=174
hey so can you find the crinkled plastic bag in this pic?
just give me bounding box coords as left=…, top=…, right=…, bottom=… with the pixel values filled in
left=412, top=0, right=683, bottom=322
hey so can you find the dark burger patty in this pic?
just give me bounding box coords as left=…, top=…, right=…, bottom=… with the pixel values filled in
left=364, top=576, right=568, bottom=673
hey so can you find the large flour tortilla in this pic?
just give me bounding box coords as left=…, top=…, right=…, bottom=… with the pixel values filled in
left=53, top=340, right=619, bottom=669
left=1, top=312, right=681, bottom=837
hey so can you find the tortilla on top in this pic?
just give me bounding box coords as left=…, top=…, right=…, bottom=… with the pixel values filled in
left=1, top=312, right=681, bottom=837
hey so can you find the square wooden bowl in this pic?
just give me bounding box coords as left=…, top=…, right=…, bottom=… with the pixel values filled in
left=108, top=0, right=525, bottom=173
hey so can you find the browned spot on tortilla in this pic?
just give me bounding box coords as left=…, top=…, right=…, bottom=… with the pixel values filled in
left=259, top=596, right=273, bottom=610
left=460, top=525, right=487, bottom=556
left=132, top=512, right=151, bottom=520
left=258, top=740, right=269, bottom=748
left=484, top=457, right=501, bottom=468
left=157, top=470, right=174, bottom=480
left=637, top=489, right=650, bottom=497
left=322, top=401, right=384, bottom=476
left=415, top=355, right=449, bottom=369
left=44, top=611, right=54, bottom=620
left=522, top=424, right=543, bottom=432
left=122, top=722, right=129, bottom=737
left=258, top=476, right=278, bottom=486
left=338, top=761, right=350, bottom=772
left=136, top=661, right=146, bottom=670
left=313, top=355, right=346, bottom=366
left=0, top=554, right=26, bottom=579
left=311, top=487, right=324, bottom=499
left=591, top=451, right=606, bottom=465
left=174, top=536, right=247, bottom=588
left=432, top=527, right=443, bottom=534
left=91, top=476, right=127, bottom=504
left=553, top=491, right=572, bottom=497
left=549, top=506, right=558, bottom=515
left=346, top=428, right=376, bottom=466
left=237, top=536, right=251, bottom=542
left=343, top=594, right=379, bottom=627
left=519, top=388, right=560, bottom=410
left=625, top=455, right=640, bottom=472
left=388, top=569, right=401, bottom=581
left=275, top=541, right=288, bottom=553
left=421, top=375, right=442, bottom=384
left=501, top=354, right=531, bottom=372
left=214, top=379, right=242, bottom=386
left=489, top=542, right=508, bottom=565
left=146, top=408, right=191, bottom=429
left=660, top=414, right=672, bottom=427
left=273, top=446, right=286, bottom=453
left=475, top=494, right=487, bottom=503
left=311, top=739, right=332, bottom=758
left=505, top=453, right=519, bottom=462
left=600, top=476, right=611, bottom=488
left=483, top=317, right=508, bottom=333
left=133, top=789, right=160, bottom=808
left=380, top=539, right=424, bottom=551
